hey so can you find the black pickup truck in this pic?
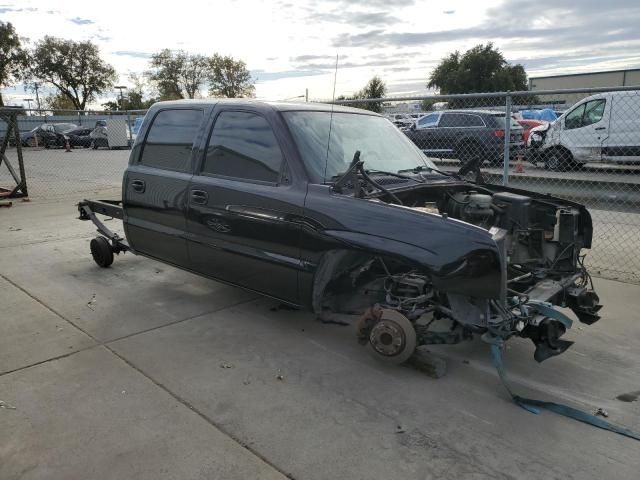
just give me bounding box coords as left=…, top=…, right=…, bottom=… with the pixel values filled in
left=78, top=99, right=601, bottom=364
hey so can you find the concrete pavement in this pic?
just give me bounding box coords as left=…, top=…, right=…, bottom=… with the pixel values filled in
left=1, top=198, right=639, bottom=479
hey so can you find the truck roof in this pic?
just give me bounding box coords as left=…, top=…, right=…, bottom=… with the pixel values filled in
left=149, top=99, right=379, bottom=116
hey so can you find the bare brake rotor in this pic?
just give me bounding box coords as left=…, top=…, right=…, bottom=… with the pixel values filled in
left=357, top=306, right=417, bottom=364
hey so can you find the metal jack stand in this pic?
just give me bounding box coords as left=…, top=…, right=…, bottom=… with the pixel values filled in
left=0, top=107, right=29, bottom=201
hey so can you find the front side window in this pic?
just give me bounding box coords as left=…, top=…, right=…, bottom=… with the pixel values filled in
left=139, top=109, right=203, bottom=171
left=582, top=99, right=606, bottom=127
left=418, top=113, right=439, bottom=127
left=564, top=103, right=587, bottom=130
left=202, top=111, right=283, bottom=183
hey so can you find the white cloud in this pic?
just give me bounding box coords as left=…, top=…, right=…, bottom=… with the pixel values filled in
left=2, top=0, right=639, bottom=107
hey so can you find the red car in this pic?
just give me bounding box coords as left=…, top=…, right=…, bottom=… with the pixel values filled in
left=517, top=119, right=546, bottom=145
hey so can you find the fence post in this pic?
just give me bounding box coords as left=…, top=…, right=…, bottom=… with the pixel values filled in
left=126, top=110, right=132, bottom=142
left=502, top=93, right=511, bottom=186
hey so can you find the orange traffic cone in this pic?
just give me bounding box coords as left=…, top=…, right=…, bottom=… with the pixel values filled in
left=65, top=138, right=72, bottom=152
left=514, top=153, right=525, bottom=173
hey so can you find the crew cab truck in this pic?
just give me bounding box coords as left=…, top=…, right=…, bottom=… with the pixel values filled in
left=79, top=99, right=601, bottom=365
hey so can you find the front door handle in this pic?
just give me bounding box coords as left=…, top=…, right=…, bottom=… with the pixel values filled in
left=191, top=189, right=208, bottom=205
left=594, top=126, right=606, bottom=131
left=131, top=179, right=145, bottom=193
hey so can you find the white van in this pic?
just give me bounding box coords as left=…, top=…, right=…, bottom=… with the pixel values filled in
left=530, top=90, right=640, bottom=170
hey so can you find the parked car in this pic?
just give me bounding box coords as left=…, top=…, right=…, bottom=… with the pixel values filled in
left=528, top=90, right=640, bottom=170
left=517, top=119, right=546, bottom=145
left=388, top=113, right=414, bottom=129
left=65, top=127, right=94, bottom=148
left=21, top=123, right=78, bottom=148
left=405, top=110, right=524, bottom=165
left=89, top=119, right=130, bottom=149
left=130, top=116, right=144, bottom=143
left=78, top=99, right=601, bottom=366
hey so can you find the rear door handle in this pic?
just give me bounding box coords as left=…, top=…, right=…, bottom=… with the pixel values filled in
left=191, top=189, right=208, bottom=205
left=131, top=179, right=145, bottom=193
left=594, top=126, right=606, bottom=131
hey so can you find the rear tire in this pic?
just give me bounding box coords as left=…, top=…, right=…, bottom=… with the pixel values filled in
left=90, top=237, right=114, bottom=268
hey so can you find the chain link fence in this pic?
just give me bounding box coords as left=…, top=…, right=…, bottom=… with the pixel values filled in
left=0, top=108, right=147, bottom=199
left=1, top=86, right=639, bottom=284
left=337, top=86, right=640, bottom=284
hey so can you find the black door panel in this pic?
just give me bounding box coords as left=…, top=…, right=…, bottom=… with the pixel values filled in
left=123, top=166, right=191, bottom=266
left=122, top=107, right=205, bottom=268
left=185, top=108, right=303, bottom=303
left=186, top=177, right=303, bottom=302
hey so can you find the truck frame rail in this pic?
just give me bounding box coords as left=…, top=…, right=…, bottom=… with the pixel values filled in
left=78, top=199, right=130, bottom=255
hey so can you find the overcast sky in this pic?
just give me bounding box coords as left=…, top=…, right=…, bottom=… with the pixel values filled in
left=2, top=0, right=640, bottom=107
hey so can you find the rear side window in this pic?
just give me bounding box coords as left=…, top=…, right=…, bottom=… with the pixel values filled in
left=440, top=113, right=483, bottom=127
left=439, top=113, right=459, bottom=127
left=202, top=111, right=283, bottom=183
left=139, top=109, right=203, bottom=172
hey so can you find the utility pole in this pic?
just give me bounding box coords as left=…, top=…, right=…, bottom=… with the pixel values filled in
left=33, top=82, right=41, bottom=113
left=114, top=85, right=127, bottom=111
left=24, top=82, right=42, bottom=113
left=305, top=88, right=308, bottom=102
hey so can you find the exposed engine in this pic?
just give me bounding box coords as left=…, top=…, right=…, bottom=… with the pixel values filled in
left=343, top=185, right=602, bottom=364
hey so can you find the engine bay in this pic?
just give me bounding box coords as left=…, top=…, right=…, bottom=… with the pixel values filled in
left=321, top=183, right=602, bottom=364
left=407, top=187, right=588, bottom=280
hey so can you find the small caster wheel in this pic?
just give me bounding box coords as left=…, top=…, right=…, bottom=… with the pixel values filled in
left=366, top=309, right=417, bottom=364
left=90, top=236, right=114, bottom=268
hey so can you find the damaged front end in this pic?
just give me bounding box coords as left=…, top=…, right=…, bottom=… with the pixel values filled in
left=316, top=184, right=602, bottom=364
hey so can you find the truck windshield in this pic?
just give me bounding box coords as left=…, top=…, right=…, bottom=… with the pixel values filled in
left=283, top=111, right=437, bottom=182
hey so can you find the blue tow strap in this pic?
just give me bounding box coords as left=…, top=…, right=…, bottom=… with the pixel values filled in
left=490, top=342, right=640, bottom=441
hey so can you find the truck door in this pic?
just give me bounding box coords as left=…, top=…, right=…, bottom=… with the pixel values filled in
left=123, top=108, right=204, bottom=267
left=186, top=109, right=303, bottom=303
left=602, top=93, right=640, bottom=163
left=560, top=98, right=608, bottom=163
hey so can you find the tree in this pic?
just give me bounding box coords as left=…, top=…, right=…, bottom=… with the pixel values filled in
left=420, top=98, right=437, bottom=111
left=428, top=43, right=528, bottom=94
left=147, top=49, right=208, bottom=100
left=0, top=22, right=29, bottom=107
left=102, top=74, right=157, bottom=111
left=348, top=76, right=387, bottom=113
left=43, top=93, right=77, bottom=114
left=208, top=54, right=255, bottom=98
left=30, top=37, right=116, bottom=110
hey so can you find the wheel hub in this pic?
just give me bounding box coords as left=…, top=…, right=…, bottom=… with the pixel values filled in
left=363, top=309, right=417, bottom=364
left=370, top=320, right=407, bottom=356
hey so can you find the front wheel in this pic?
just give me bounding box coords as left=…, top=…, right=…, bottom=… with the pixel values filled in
left=91, top=141, right=98, bottom=150
left=545, top=149, right=576, bottom=171
left=365, top=309, right=417, bottom=364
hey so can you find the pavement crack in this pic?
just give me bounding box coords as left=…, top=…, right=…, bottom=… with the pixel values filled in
left=102, top=344, right=295, bottom=479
